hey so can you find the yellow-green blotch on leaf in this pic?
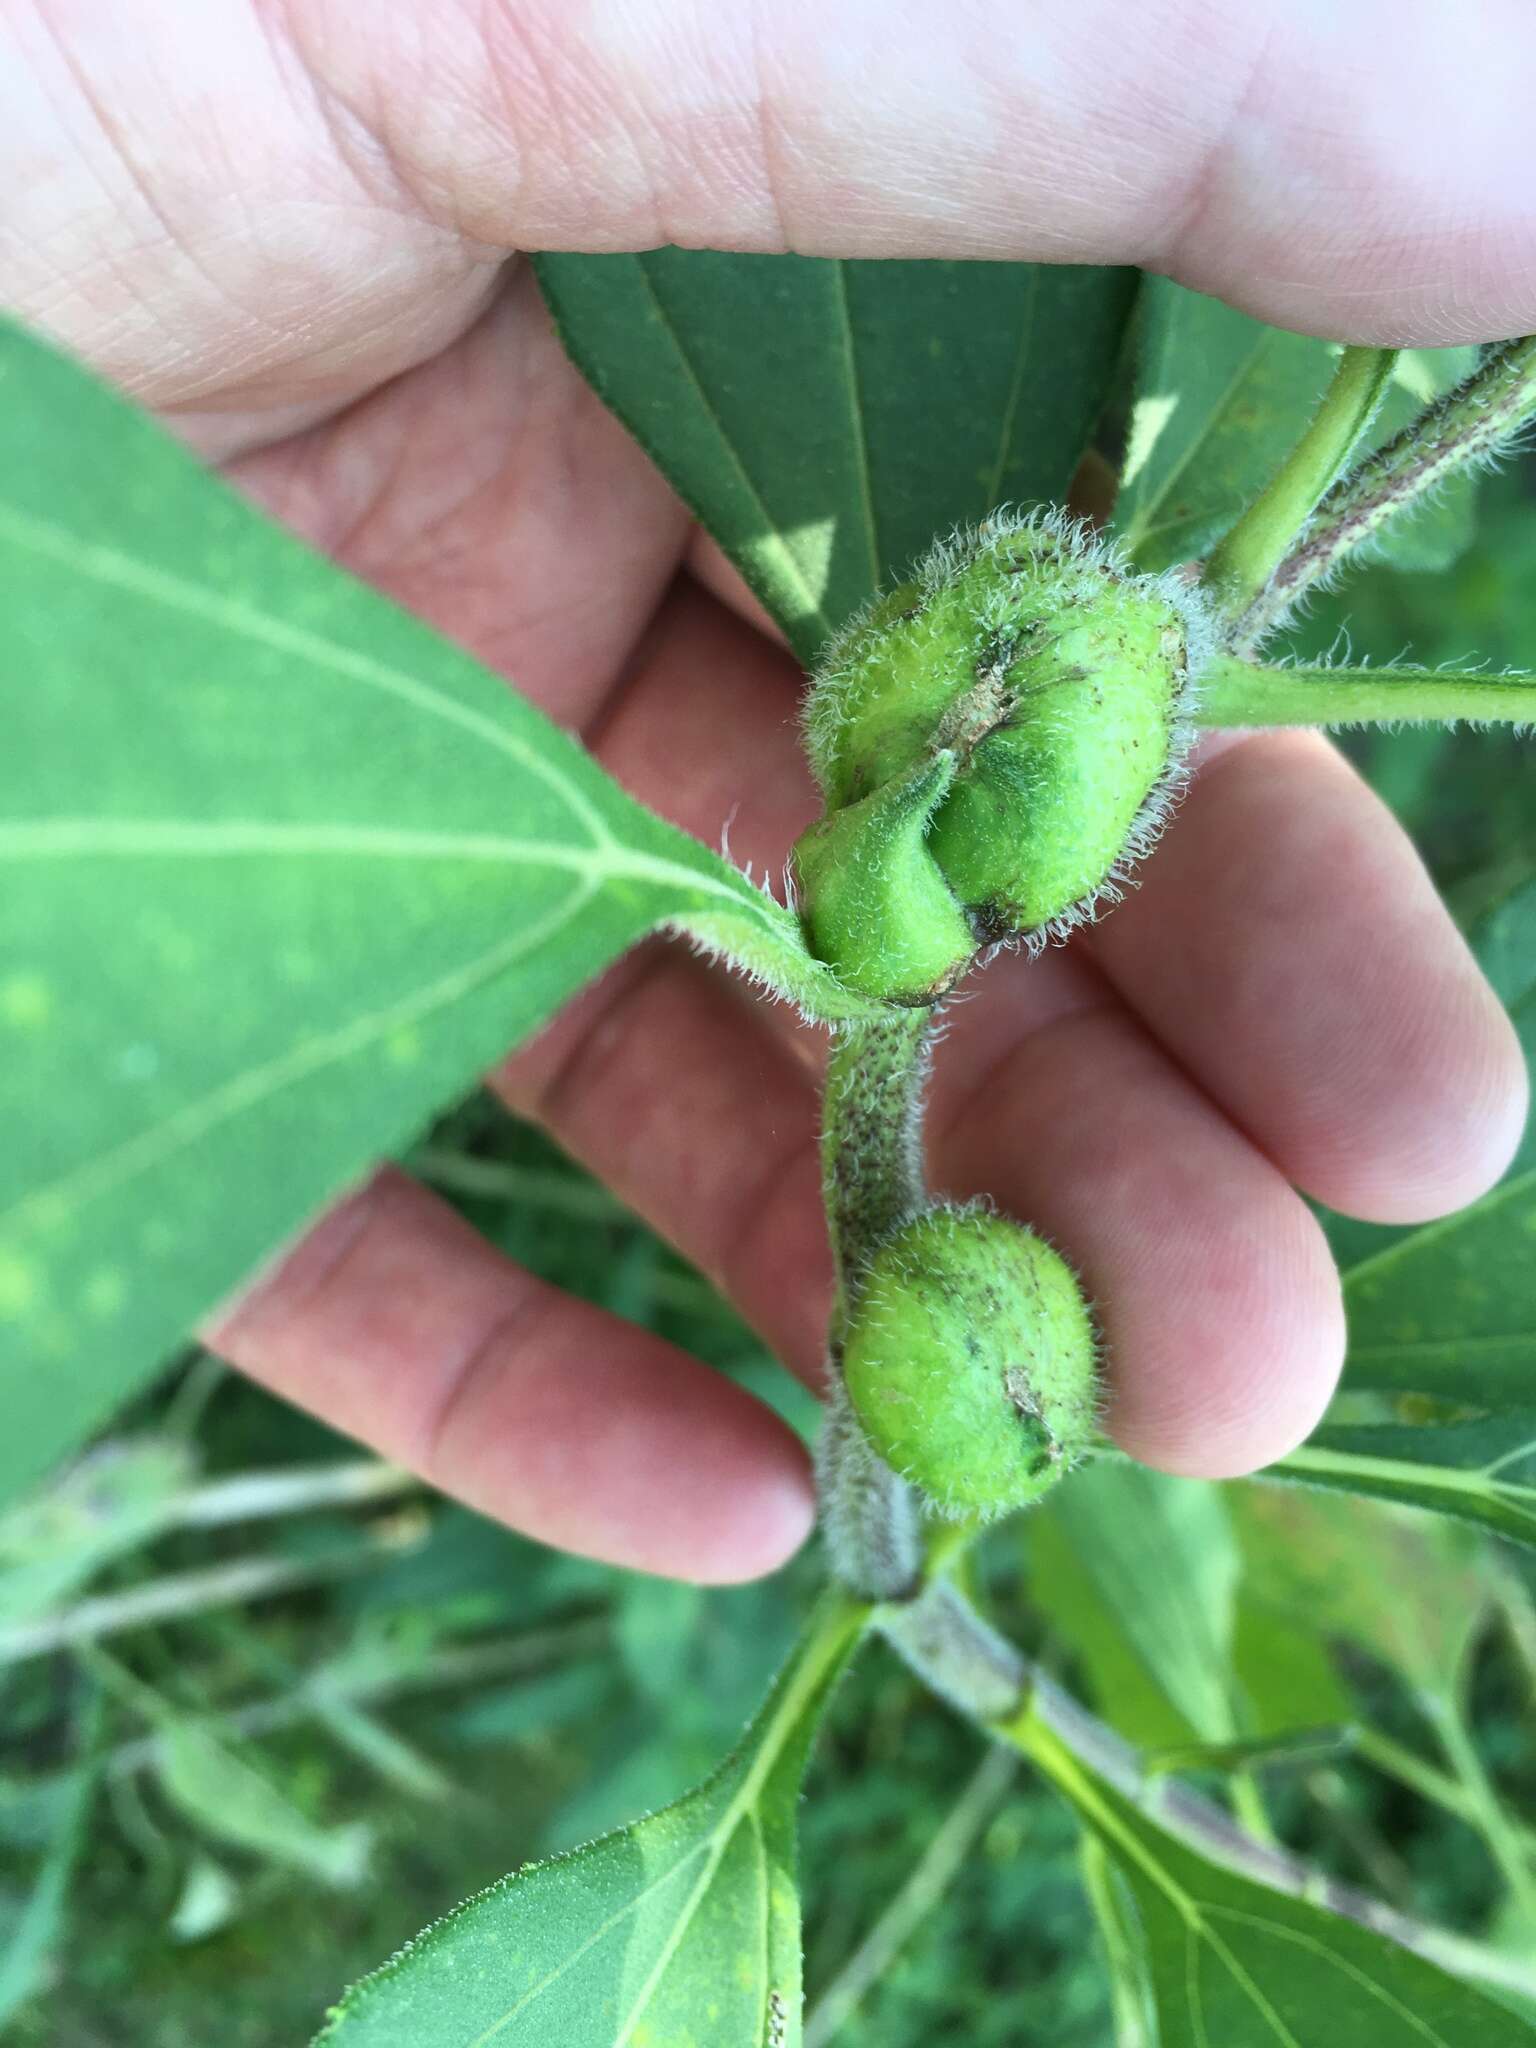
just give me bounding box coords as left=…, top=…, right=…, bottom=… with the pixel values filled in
left=843, top=1205, right=1097, bottom=1517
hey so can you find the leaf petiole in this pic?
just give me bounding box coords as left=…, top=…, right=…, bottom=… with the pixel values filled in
left=1197, top=656, right=1536, bottom=730
left=1201, top=346, right=1398, bottom=628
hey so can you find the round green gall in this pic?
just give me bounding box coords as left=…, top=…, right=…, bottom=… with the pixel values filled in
left=842, top=1204, right=1097, bottom=1518
left=793, top=511, right=1208, bottom=999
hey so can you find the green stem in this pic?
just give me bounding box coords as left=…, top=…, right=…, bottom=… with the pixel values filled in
left=1202, top=346, right=1398, bottom=626
left=1198, top=656, right=1536, bottom=729
left=1351, top=1723, right=1536, bottom=1875
left=1231, top=333, right=1536, bottom=651
left=1352, top=1726, right=1480, bottom=1827
left=1426, top=1684, right=1536, bottom=1929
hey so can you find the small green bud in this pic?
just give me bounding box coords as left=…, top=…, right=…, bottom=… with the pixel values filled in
left=794, top=512, right=1206, bottom=998
left=842, top=1204, right=1097, bottom=1517
left=792, top=753, right=975, bottom=1006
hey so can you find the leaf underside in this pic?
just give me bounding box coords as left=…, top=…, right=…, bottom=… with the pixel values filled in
left=534, top=250, right=1137, bottom=664
left=0, top=316, right=830, bottom=1503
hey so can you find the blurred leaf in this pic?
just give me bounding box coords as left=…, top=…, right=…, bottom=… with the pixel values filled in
left=441, top=1664, right=618, bottom=1749
left=168, top=1854, right=241, bottom=1944
left=1273, top=1415, right=1536, bottom=1555
left=1115, top=278, right=1333, bottom=569
left=0, top=1742, right=96, bottom=2026
left=317, top=1592, right=866, bottom=2046
left=0, top=314, right=857, bottom=1510
left=1029, top=1464, right=1241, bottom=1748
left=535, top=251, right=1136, bottom=664
left=615, top=1574, right=706, bottom=1704
left=307, top=1685, right=453, bottom=1803
left=343, top=1505, right=613, bottom=1635
left=1031, top=1720, right=1536, bottom=2048
left=0, top=1437, right=191, bottom=1624
left=1231, top=1487, right=1484, bottom=1689
left=1230, top=1594, right=1354, bottom=1738
left=157, top=1720, right=372, bottom=1889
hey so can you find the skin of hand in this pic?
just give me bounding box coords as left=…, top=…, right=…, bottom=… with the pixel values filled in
left=8, top=0, right=1529, bottom=1580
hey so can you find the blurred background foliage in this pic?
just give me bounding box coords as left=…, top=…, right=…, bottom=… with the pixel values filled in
left=3, top=453, right=1534, bottom=2047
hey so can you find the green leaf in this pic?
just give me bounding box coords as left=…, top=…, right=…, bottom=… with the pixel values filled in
left=0, top=315, right=864, bottom=1508
left=614, top=1574, right=706, bottom=1704
left=157, top=1720, right=372, bottom=1888
left=316, top=1592, right=867, bottom=2046
left=0, top=1731, right=97, bottom=2026
left=1231, top=1485, right=1485, bottom=1689
left=1115, top=278, right=1334, bottom=571
left=0, top=1437, right=191, bottom=1625
left=1271, top=1415, right=1536, bottom=1555
left=1026, top=1717, right=1536, bottom=2048
left=1229, top=1595, right=1354, bottom=1740
left=1028, top=1464, right=1241, bottom=1749
left=535, top=251, right=1136, bottom=664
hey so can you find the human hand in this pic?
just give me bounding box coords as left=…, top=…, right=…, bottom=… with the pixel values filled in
left=10, top=0, right=1527, bottom=1578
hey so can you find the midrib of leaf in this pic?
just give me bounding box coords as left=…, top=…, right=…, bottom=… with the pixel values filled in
left=1124, top=334, right=1278, bottom=551
left=830, top=261, right=881, bottom=589
left=1279, top=1441, right=1536, bottom=1515
left=983, top=266, right=1040, bottom=508
left=460, top=1837, right=717, bottom=2048
left=632, top=257, right=837, bottom=647
left=0, top=817, right=793, bottom=926
left=2, top=888, right=595, bottom=1237
left=1346, top=1335, right=1533, bottom=1368
left=0, top=503, right=614, bottom=850
left=1341, top=1167, right=1535, bottom=1292
left=607, top=1801, right=769, bottom=2048
left=454, top=1593, right=865, bottom=2047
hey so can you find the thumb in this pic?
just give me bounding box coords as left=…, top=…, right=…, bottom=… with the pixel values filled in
left=320, top=0, right=1534, bottom=344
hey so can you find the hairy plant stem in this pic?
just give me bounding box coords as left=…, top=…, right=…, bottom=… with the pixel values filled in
left=1197, top=656, right=1536, bottom=729
left=1228, top=333, right=1536, bottom=653
left=879, top=1574, right=1536, bottom=2002
left=1202, top=345, right=1398, bottom=628
left=821, top=1010, right=934, bottom=1316
left=815, top=1009, right=937, bottom=1600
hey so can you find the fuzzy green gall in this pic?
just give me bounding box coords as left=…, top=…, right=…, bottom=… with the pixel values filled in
left=793, top=513, right=1206, bottom=1003
left=842, top=1204, right=1098, bottom=1517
